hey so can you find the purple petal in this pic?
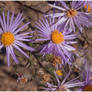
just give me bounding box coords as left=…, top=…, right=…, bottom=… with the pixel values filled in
left=61, top=1, right=69, bottom=10
left=43, top=18, right=52, bottom=32
left=63, top=18, right=70, bottom=31
left=75, top=2, right=85, bottom=10
left=55, top=17, right=67, bottom=25
left=6, top=46, right=10, bottom=67
left=15, top=32, right=33, bottom=36
left=9, top=12, right=14, bottom=31
left=16, top=38, right=31, bottom=41
left=15, top=35, right=32, bottom=39
left=2, top=12, right=7, bottom=31
left=73, top=16, right=83, bottom=31
left=57, top=45, right=66, bottom=65
left=14, top=13, right=23, bottom=25
left=73, top=1, right=85, bottom=10
left=7, top=11, right=9, bottom=30
left=11, top=17, right=24, bottom=33
left=64, top=34, right=77, bottom=40
left=54, top=71, right=60, bottom=85
left=47, top=13, right=65, bottom=18
left=63, top=43, right=76, bottom=51
left=70, top=18, right=75, bottom=32
left=13, top=44, right=29, bottom=58
left=10, top=13, right=23, bottom=31
left=78, top=12, right=92, bottom=27
left=0, top=16, right=4, bottom=31
left=15, top=40, right=34, bottom=51
left=61, top=71, right=71, bottom=85
left=65, top=41, right=77, bottom=44
left=49, top=4, right=66, bottom=11
left=14, top=22, right=30, bottom=34
left=39, top=19, right=49, bottom=32
left=71, top=1, right=77, bottom=9
left=9, top=45, right=19, bottom=64
left=15, top=36, right=31, bottom=41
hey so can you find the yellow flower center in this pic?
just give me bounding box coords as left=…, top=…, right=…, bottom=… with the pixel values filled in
left=51, top=30, right=64, bottom=44
left=84, top=5, right=87, bottom=8
left=1, top=32, right=15, bottom=46
left=56, top=70, right=63, bottom=76
left=84, top=4, right=91, bottom=12
left=67, top=9, right=78, bottom=18
left=83, top=84, right=92, bottom=91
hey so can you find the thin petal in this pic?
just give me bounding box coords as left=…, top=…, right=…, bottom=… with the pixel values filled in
left=6, top=46, right=10, bottom=67
left=63, top=44, right=76, bottom=51
left=13, top=44, right=29, bottom=58
left=10, top=13, right=23, bottom=30
left=15, top=32, right=33, bottom=36
left=54, top=71, right=60, bottom=85
left=70, top=18, right=75, bottom=32
left=15, top=40, right=34, bottom=51
left=73, top=16, right=83, bottom=31
left=61, top=1, right=69, bottom=10
left=9, top=46, right=19, bottom=64
left=0, top=16, right=4, bottom=31
left=61, top=71, right=71, bottom=85
left=9, top=12, right=14, bottom=31
left=14, top=22, right=30, bottom=34
left=65, top=82, right=84, bottom=88
left=46, top=13, right=65, bottom=18
left=2, top=12, right=7, bottom=31
left=12, top=17, right=24, bottom=32
left=7, top=11, right=9, bottom=30
left=55, top=17, right=67, bottom=25
left=49, top=4, right=66, bottom=11
left=64, top=34, right=77, bottom=40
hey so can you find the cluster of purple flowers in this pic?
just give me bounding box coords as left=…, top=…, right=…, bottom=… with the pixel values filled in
left=0, top=1, right=92, bottom=91
left=37, top=1, right=92, bottom=91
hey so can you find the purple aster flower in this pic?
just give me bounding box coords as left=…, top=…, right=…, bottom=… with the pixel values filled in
left=43, top=66, right=84, bottom=91
left=80, top=61, right=92, bottom=91
left=0, top=11, right=34, bottom=67
left=47, top=1, right=92, bottom=32
left=35, top=17, right=77, bottom=65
